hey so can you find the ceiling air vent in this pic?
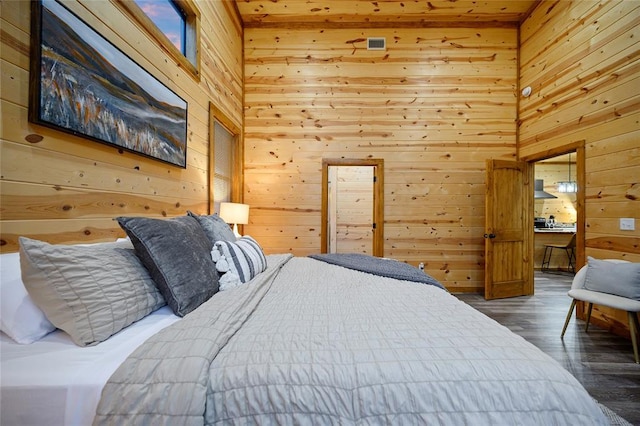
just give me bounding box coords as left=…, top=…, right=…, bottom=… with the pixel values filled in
left=367, top=37, right=386, bottom=51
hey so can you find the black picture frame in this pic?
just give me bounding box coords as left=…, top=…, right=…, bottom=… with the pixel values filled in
left=29, top=0, right=188, bottom=168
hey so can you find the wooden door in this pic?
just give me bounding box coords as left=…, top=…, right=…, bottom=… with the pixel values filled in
left=322, top=159, right=384, bottom=257
left=484, top=159, right=533, bottom=300
left=327, top=166, right=374, bottom=254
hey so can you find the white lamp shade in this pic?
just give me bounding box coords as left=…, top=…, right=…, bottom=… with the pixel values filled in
left=219, top=202, right=249, bottom=225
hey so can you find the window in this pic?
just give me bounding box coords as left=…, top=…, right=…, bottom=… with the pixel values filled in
left=209, top=103, right=242, bottom=214
left=115, top=0, right=200, bottom=80
left=213, top=121, right=233, bottom=212
left=134, top=0, right=186, bottom=54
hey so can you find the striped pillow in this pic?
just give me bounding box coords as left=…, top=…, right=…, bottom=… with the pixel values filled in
left=212, top=236, right=267, bottom=291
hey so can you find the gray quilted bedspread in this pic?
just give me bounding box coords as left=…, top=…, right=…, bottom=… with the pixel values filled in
left=94, top=254, right=607, bottom=425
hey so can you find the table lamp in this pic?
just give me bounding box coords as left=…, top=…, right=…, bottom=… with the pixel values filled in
left=219, top=202, right=249, bottom=238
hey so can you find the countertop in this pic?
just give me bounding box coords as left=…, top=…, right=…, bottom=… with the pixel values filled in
left=534, top=227, right=576, bottom=233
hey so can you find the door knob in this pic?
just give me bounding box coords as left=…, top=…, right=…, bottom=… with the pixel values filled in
left=484, top=233, right=496, bottom=239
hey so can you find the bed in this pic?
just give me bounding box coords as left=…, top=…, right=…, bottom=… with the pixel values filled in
left=0, top=213, right=608, bottom=425
left=0, top=306, right=179, bottom=425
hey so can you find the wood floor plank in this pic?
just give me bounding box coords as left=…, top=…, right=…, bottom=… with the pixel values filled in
left=455, top=271, right=640, bottom=425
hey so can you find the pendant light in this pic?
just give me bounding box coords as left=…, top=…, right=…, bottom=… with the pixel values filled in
left=557, top=153, right=577, bottom=193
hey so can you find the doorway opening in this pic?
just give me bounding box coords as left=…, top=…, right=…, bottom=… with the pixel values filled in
left=534, top=153, right=578, bottom=274
left=522, top=140, right=585, bottom=282
left=321, top=159, right=384, bottom=257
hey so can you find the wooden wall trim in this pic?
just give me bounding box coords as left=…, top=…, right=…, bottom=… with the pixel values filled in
left=519, top=140, right=585, bottom=163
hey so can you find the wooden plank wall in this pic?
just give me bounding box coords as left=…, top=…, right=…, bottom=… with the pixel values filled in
left=243, top=27, right=518, bottom=292
left=519, top=0, right=639, bottom=334
left=0, top=0, right=243, bottom=252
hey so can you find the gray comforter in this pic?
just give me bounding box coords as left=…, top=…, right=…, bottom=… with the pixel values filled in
left=308, top=253, right=444, bottom=289
left=94, top=254, right=607, bottom=425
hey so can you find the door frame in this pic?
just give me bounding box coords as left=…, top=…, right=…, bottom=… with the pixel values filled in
left=519, top=140, right=586, bottom=273
left=321, top=158, right=384, bottom=257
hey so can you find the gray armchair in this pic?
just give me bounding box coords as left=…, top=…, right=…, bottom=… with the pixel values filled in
left=561, top=258, right=640, bottom=363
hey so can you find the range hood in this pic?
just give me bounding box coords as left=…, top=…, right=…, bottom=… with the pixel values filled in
left=534, top=179, right=557, bottom=199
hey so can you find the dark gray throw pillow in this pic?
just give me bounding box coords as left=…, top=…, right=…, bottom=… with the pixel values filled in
left=117, top=215, right=219, bottom=317
left=187, top=211, right=236, bottom=247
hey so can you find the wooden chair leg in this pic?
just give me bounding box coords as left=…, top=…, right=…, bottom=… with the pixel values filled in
left=561, top=299, right=577, bottom=338
left=585, top=303, right=593, bottom=333
left=628, top=311, right=640, bottom=364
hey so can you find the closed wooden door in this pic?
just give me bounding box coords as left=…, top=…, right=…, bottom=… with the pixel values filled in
left=327, top=166, right=373, bottom=254
left=484, top=159, right=533, bottom=299
left=322, top=159, right=384, bottom=256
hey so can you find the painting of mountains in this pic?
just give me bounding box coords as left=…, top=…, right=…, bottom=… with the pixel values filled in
left=29, top=0, right=187, bottom=168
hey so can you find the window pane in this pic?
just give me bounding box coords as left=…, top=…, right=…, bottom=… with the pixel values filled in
left=134, top=0, right=185, bottom=54
left=214, top=122, right=233, bottom=176
left=213, top=177, right=231, bottom=214
left=213, top=121, right=234, bottom=213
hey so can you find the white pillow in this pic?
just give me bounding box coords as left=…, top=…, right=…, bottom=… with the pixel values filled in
left=0, top=252, right=55, bottom=344
left=211, top=236, right=267, bottom=291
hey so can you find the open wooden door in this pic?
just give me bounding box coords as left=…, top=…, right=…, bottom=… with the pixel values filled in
left=484, top=159, right=533, bottom=300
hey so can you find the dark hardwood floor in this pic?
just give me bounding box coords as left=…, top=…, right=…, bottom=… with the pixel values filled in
left=455, top=271, right=640, bottom=425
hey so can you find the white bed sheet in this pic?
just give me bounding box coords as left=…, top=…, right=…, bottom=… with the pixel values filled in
left=0, top=306, right=180, bottom=426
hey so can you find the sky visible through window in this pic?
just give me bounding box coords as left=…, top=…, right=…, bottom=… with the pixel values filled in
left=134, top=0, right=185, bottom=53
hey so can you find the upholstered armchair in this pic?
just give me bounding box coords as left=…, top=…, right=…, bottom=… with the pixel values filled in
left=561, top=258, right=640, bottom=363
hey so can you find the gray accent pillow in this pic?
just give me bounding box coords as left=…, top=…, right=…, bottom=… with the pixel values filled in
left=584, top=257, right=640, bottom=300
left=117, top=215, right=219, bottom=317
left=19, top=237, right=165, bottom=347
left=187, top=211, right=236, bottom=247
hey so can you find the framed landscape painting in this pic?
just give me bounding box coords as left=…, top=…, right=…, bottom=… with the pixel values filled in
left=29, top=0, right=188, bottom=168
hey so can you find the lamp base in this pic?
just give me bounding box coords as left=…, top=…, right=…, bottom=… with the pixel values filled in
left=232, top=223, right=241, bottom=238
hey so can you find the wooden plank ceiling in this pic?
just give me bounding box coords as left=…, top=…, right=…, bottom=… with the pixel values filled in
left=235, top=0, right=539, bottom=27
